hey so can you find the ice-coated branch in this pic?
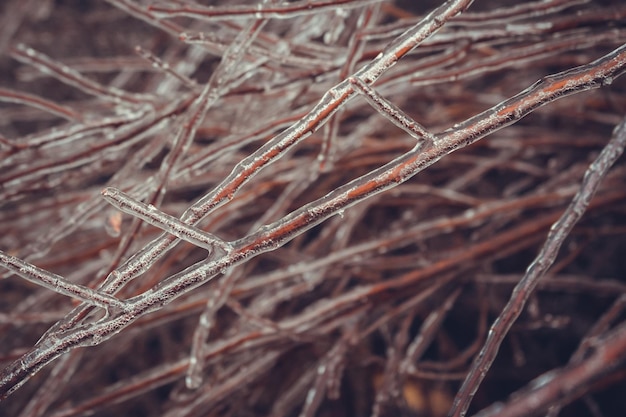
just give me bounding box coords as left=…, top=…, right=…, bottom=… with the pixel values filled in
left=9, top=44, right=156, bottom=105
left=472, top=322, right=626, bottom=417
left=2, top=26, right=625, bottom=405
left=2, top=2, right=626, bottom=415
left=449, top=116, right=626, bottom=417
left=0, top=87, right=82, bottom=121
left=348, top=76, right=437, bottom=143
left=101, top=187, right=232, bottom=254
left=149, top=0, right=384, bottom=21
left=96, top=0, right=474, bottom=308
left=0, top=251, right=125, bottom=311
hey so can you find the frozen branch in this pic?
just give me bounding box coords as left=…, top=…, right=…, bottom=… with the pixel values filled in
left=450, top=116, right=626, bottom=417
left=1, top=1, right=626, bottom=415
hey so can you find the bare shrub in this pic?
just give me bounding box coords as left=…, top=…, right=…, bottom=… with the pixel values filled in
left=1, top=1, right=626, bottom=416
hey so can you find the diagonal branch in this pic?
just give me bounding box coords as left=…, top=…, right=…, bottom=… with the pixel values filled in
left=449, top=115, right=626, bottom=417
